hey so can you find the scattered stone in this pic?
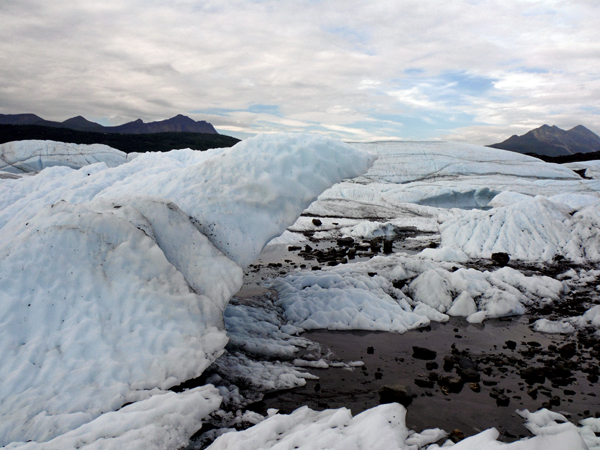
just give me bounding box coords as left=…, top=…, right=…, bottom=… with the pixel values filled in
left=550, top=396, right=561, bottom=407
left=443, top=356, right=454, bottom=371
left=426, top=362, right=439, bottom=371
left=449, top=429, right=465, bottom=443
left=469, top=383, right=481, bottom=393
left=414, top=379, right=435, bottom=389
left=558, top=343, right=577, bottom=359
left=383, top=240, right=393, bottom=254
left=337, top=237, right=354, bottom=246
left=489, top=387, right=505, bottom=399
left=520, top=367, right=546, bottom=385
left=438, top=376, right=464, bottom=393
left=379, top=385, right=413, bottom=407
left=505, top=340, right=517, bottom=350
left=367, top=346, right=374, bottom=354
left=496, top=395, right=510, bottom=407
left=527, top=387, right=538, bottom=399
left=288, top=245, right=301, bottom=251
left=428, top=242, right=439, bottom=249
left=312, top=218, right=322, bottom=226
left=491, top=252, right=510, bottom=266
left=413, top=346, right=437, bottom=360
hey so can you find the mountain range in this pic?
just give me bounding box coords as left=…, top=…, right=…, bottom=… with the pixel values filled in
left=0, top=113, right=218, bottom=135
left=489, top=124, right=600, bottom=157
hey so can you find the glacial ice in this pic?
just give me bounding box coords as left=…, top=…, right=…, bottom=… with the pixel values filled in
left=268, top=254, right=565, bottom=331
left=205, top=404, right=594, bottom=450
left=0, top=134, right=373, bottom=447
left=0, top=140, right=130, bottom=173
left=2, top=136, right=599, bottom=450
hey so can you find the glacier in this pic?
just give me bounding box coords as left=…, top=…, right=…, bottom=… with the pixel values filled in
left=2, top=136, right=600, bottom=449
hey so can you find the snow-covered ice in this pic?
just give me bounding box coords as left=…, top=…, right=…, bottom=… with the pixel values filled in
left=0, top=134, right=373, bottom=447
left=0, top=140, right=130, bottom=173
left=3, top=136, right=600, bottom=450
left=205, top=404, right=595, bottom=450
left=268, top=253, right=565, bottom=330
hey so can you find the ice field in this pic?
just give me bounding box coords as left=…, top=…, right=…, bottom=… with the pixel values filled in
left=1, top=136, right=600, bottom=449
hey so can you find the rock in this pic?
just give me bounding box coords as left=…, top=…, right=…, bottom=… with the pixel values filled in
left=288, top=245, right=301, bottom=251
left=369, top=238, right=381, bottom=253
left=347, top=248, right=356, bottom=259
left=489, top=387, right=505, bottom=399
left=443, top=356, right=455, bottom=371
left=426, top=362, right=439, bottom=371
left=412, top=346, right=437, bottom=360
left=312, top=218, right=322, bottom=226
left=505, top=340, right=517, bottom=350
left=496, top=395, right=510, bottom=407
left=367, top=346, right=374, bottom=354
left=491, top=252, right=510, bottom=266
left=428, top=242, right=439, bottom=249
left=414, top=379, right=435, bottom=389
left=558, top=343, right=577, bottom=359
left=520, top=367, right=546, bottom=384
left=449, top=429, right=465, bottom=443
left=469, top=382, right=481, bottom=392
left=527, top=387, right=538, bottom=399
left=337, top=237, right=354, bottom=246
left=383, top=240, right=393, bottom=254
left=379, top=385, right=413, bottom=407
left=438, top=376, right=464, bottom=393
left=458, top=368, right=480, bottom=382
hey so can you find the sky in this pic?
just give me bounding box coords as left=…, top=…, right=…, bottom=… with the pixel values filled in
left=1, top=0, right=599, bottom=144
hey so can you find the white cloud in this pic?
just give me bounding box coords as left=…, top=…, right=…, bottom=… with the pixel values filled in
left=0, top=0, right=599, bottom=143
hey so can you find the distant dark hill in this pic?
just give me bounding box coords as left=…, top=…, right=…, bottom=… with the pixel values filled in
left=488, top=125, right=600, bottom=157
left=0, top=124, right=239, bottom=154
left=0, top=113, right=218, bottom=135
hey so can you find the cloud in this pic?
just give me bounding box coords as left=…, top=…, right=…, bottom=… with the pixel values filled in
left=0, top=0, right=599, bottom=143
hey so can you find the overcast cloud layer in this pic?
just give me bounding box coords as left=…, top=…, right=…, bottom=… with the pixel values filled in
left=1, top=0, right=599, bottom=143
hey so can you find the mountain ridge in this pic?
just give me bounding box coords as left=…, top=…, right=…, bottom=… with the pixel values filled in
left=0, top=113, right=218, bottom=135
left=488, top=124, right=600, bottom=157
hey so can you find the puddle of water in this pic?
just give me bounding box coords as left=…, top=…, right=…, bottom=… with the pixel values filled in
left=251, top=317, right=600, bottom=441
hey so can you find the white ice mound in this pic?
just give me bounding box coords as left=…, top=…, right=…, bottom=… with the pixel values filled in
left=95, top=133, right=375, bottom=267
left=6, top=386, right=222, bottom=450
left=270, top=267, right=429, bottom=333
left=0, top=134, right=374, bottom=267
left=0, top=140, right=128, bottom=173
left=207, top=403, right=410, bottom=450
left=0, top=197, right=239, bottom=445
left=270, top=254, right=565, bottom=328
left=206, top=404, right=591, bottom=450
left=441, top=195, right=600, bottom=262
left=0, top=134, right=374, bottom=447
